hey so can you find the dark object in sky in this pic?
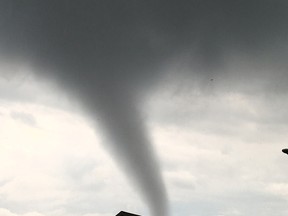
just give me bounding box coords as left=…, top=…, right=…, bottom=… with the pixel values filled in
left=116, top=211, right=140, bottom=216
left=282, top=149, right=288, bottom=155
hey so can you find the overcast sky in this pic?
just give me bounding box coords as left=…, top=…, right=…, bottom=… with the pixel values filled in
left=1, top=1, right=288, bottom=216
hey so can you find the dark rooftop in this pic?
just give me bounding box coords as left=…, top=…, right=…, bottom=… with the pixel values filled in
left=116, top=211, right=141, bottom=216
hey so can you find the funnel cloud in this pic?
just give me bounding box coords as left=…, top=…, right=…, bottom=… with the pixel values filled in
left=1, top=1, right=288, bottom=216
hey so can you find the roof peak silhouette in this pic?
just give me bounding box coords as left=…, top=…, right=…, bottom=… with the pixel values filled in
left=116, top=211, right=141, bottom=216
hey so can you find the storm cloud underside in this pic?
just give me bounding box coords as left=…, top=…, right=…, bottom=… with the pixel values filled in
left=1, top=1, right=288, bottom=216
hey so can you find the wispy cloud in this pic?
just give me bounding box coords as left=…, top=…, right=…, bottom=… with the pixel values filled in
left=10, top=111, right=37, bottom=127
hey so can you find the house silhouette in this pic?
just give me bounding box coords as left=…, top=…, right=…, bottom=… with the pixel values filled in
left=116, top=211, right=140, bottom=216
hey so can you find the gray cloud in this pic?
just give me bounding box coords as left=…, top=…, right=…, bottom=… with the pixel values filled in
left=10, top=111, right=37, bottom=127
left=0, top=179, right=11, bottom=188
left=1, top=1, right=288, bottom=216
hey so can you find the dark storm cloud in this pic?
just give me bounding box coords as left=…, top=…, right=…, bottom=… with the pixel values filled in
left=1, top=1, right=288, bottom=216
